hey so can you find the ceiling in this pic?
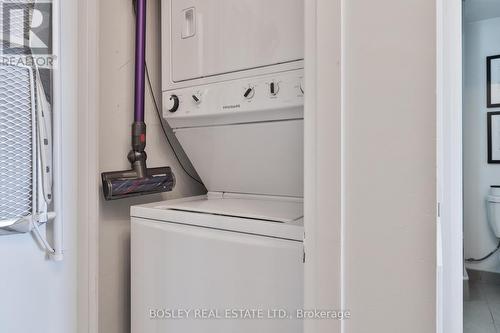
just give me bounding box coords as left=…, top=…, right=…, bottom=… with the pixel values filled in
left=463, top=0, right=500, bottom=22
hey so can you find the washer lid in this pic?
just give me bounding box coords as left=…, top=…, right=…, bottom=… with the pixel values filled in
left=159, top=194, right=303, bottom=223
left=131, top=194, right=304, bottom=240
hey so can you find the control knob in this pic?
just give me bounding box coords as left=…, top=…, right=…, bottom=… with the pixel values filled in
left=269, top=81, right=280, bottom=96
left=167, top=95, right=179, bottom=112
left=243, top=86, right=255, bottom=99
left=192, top=92, right=202, bottom=104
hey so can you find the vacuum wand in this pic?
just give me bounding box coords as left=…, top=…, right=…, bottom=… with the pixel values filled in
left=101, top=0, right=175, bottom=200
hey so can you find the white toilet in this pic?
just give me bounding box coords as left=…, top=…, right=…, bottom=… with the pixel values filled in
left=487, top=186, right=500, bottom=237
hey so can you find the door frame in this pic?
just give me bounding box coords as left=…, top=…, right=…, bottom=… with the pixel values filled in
left=77, top=0, right=100, bottom=331
left=436, top=0, right=463, bottom=332
left=304, top=1, right=343, bottom=333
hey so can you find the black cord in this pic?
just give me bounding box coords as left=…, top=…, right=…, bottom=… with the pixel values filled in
left=132, top=0, right=203, bottom=185
left=465, top=240, right=500, bottom=262
left=144, top=65, right=204, bottom=185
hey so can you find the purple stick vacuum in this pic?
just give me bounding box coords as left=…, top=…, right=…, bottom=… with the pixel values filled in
left=101, top=0, right=175, bottom=200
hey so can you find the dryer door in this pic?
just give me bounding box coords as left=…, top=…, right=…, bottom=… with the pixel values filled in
left=168, top=0, right=304, bottom=82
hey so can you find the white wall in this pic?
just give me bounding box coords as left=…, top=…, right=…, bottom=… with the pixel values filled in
left=0, top=1, right=78, bottom=333
left=463, top=17, right=500, bottom=273
left=98, top=1, right=205, bottom=332
left=343, top=0, right=436, bottom=332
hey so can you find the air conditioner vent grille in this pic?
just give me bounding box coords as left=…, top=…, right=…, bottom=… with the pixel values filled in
left=0, top=65, right=33, bottom=222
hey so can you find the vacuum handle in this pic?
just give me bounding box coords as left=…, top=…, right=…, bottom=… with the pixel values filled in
left=134, top=0, right=147, bottom=123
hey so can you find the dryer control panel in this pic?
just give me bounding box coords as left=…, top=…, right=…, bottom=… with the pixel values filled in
left=162, top=69, right=304, bottom=129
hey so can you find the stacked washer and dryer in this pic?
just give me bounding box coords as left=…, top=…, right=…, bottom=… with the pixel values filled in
left=131, top=1, right=305, bottom=332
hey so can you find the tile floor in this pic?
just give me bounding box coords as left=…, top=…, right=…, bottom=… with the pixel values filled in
left=464, top=279, right=500, bottom=333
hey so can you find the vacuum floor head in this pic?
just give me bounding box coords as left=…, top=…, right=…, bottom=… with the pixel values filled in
left=101, top=0, right=177, bottom=201
left=101, top=166, right=175, bottom=200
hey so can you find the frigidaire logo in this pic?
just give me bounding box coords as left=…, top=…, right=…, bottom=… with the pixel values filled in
left=222, top=104, right=241, bottom=110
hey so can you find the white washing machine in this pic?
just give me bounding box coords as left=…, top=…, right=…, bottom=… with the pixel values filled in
left=132, top=1, right=304, bottom=332
left=131, top=193, right=304, bottom=333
